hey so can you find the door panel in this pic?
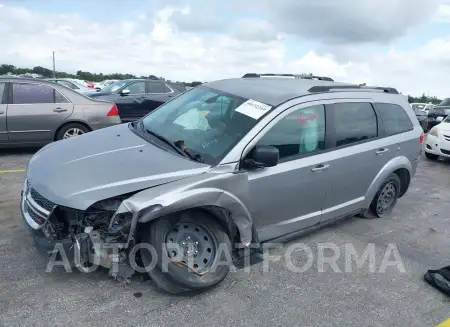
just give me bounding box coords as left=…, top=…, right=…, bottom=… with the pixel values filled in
left=115, top=81, right=146, bottom=122
left=246, top=104, right=330, bottom=242
left=321, top=101, right=387, bottom=222
left=8, top=83, right=73, bottom=143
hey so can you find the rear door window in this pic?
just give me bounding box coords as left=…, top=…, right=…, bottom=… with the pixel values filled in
left=331, top=102, right=378, bottom=147
left=375, top=103, right=414, bottom=136
left=12, top=83, right=68, bottom=104
left=13, top=83, right=54, bottom=104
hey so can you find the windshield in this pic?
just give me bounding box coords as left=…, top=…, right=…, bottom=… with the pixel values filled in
left=438, top=98, right=450, bottom=106
left=101, top=80, right=129, bottom=92
left=139, top=86, right=270, bottom=165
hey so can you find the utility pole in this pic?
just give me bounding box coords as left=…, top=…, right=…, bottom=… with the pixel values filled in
left=52, top=51, right=56, bottom=78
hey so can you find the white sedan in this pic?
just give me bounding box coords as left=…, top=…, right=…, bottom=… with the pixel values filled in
left=425, top=115, right=450, bottom=160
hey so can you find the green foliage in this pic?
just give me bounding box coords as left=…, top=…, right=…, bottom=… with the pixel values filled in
left=0, top=64, right=203, bottom=87
left=407, top=93, right=442, bottom=104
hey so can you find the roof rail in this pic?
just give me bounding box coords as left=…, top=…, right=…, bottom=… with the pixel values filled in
left=242, top=73, right=334, bottom=82
left=307, top=84, right=399, bottom=94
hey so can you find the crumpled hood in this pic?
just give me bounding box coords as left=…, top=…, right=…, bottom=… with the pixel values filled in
left=26, top=124, right=210, bottom=210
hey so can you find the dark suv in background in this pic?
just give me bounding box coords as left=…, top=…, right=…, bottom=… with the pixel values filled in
left=427, top=98, right=450, bottom=130
left=87, top=79, right=187, bottom=122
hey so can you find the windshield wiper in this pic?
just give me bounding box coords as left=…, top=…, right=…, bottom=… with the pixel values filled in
left=174, top=140, right=204, bottom=163
left=143, top=127, right=189, bottom=158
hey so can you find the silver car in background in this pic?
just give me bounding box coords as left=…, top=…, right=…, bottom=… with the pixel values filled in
left=0, top=77, right=121, bottom=147
left=45, top=78, right=93, bottom=95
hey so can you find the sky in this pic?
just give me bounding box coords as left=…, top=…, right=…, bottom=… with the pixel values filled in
left=1, top=0, right=450, bottom=97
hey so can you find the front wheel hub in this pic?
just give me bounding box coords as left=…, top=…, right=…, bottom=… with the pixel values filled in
left=165, top=222, right=216, bottom=273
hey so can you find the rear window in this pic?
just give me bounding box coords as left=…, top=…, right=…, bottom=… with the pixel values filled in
left=412, top=104, right=426, bottom=110
left=414, top=109, right=427, bottom=116
left=435, top=108, right=450, bottom=115
left=375, top=103, right=413, bottom=136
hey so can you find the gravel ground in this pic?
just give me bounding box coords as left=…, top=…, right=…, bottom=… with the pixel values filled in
left=0, top=148, right=449, bottom=327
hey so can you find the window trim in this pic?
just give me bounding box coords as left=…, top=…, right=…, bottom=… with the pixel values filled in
left=10, top=81, right=71, bottom=105
left=239, top=98, right=385, bottom=166
left=373, top=102, right=414, bottom=138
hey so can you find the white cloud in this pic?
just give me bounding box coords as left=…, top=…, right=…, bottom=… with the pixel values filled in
left=434, top=4, right=450, bottom=22
left=1, top=3, right=450, bottom=98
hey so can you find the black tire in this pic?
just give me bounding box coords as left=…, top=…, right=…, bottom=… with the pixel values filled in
left=425, top=152, right=439, bottom=160
left=140, top=210, right=232, bottom=294
left=56, top=123, right=90, bottom=141
left=368, top=173, right=401, bottom=218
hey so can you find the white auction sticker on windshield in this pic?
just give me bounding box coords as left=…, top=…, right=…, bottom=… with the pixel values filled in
left=235, top=99, right=272, bottom=119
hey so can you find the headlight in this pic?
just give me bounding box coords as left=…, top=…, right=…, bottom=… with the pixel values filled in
left=429, top=127, right=439, bottom=137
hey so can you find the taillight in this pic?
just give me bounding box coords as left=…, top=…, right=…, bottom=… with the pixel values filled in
left=107, top=104, right=119, bottom=116
left=419, top=131, right=424, bottom=144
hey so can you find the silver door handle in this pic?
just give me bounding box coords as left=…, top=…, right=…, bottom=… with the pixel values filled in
left=311, top=164, right=330, bottom=172
left=0, top=111, right=4, bottom=115
left=376, top=148, right=389, bottom=155
left=53, top=108, right=67, bottom=113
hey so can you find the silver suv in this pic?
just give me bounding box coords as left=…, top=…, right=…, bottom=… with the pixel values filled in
left=21, top=73, right=423, bottom=294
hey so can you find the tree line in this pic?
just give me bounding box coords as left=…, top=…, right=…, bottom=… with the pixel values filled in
left=0, top=64, right=444, bottom=101
left=0, top=64, right=203, bottom=87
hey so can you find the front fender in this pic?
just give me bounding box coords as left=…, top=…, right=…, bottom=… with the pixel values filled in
left=363, top=156, right=412, bottom=208
left=115, top=171, right=253, bottom=246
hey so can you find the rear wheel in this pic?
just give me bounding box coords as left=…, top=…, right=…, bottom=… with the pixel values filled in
left=425, top=152, right=439, bottom=160
left=141, top=210, right=232, bottom=294
left=56, top=123, right=89, bottom=140
left=368, top=173, right=401, bottom=218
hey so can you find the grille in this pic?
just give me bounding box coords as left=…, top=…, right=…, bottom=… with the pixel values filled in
left=30, top=187, right=55, bottom=211
left=444, top=135, right=450, bottom=142
left=26, top=204, right=46, bottom=225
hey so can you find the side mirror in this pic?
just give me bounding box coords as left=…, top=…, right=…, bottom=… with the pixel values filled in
left=244, top=145, right=279, bottom=168
left=121, top=89, right=130, bottom=96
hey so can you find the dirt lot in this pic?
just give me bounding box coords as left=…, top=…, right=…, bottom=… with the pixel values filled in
left=0, top=148, right=450, bottom=327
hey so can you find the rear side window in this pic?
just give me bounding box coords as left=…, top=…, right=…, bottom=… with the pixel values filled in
left=332, top=102, right=378, bottom=147
left=12, top=83, right=68, bottom=104
left=375, top=103, right=413, bottom=136
left=148, top=82, right=169, bottom=94
left=167, top=83, right=186, bottom=92
left=0, top=83, right=5, bottom=104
